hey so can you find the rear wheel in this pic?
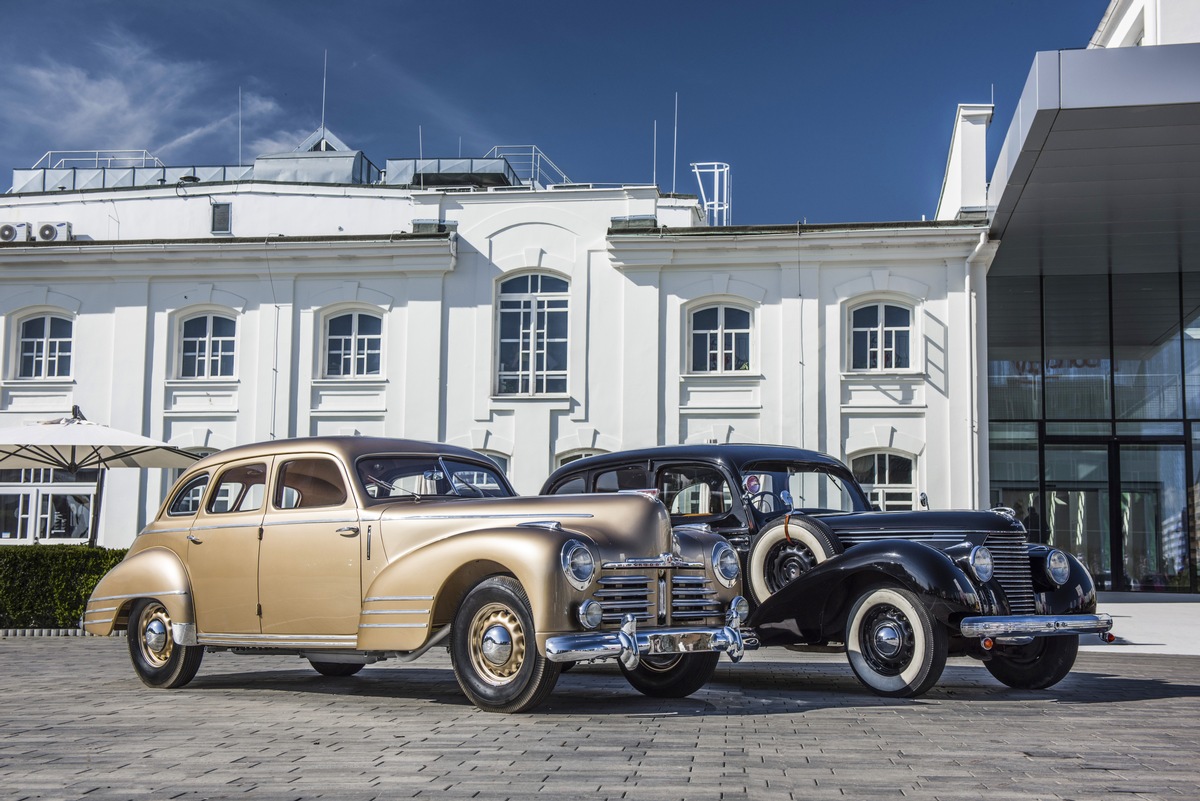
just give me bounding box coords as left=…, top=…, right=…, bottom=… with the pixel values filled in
left=309, top=660, right=364, bottom=677
left=126, top=598, right=204, bottom=689
left=985, top=636, right=1079, bottom=690
left=450, top=576, right=561, bottom=713
left=619, top=653, right=720, bottom=698
left=844, top=586, right=946, bottom=698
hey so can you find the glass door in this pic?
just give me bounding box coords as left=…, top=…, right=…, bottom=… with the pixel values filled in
left=1043, top=444, right=1112, bottom=589
left=1119, top=444, right=1188, bottom=591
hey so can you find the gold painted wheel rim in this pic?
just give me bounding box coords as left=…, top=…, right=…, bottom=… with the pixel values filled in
left=137, top=601, right=174, bottom=668
left=468, top=602, right=526, bottom=686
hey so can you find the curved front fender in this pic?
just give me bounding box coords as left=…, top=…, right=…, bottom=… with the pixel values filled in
left=83, top=547, right=193, bottom=636
left=358, top=526, right=578, bottom=652
left=747, top=539, right=982, bottom=647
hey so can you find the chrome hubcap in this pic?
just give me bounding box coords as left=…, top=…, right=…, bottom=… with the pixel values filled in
left=873, top=623, right=903, bottom=658
left=481, top=625, right=513, bottom=666
left=144, top=619, right=168, bottom=654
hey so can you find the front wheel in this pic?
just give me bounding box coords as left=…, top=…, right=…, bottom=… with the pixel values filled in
left=126, top=598, right=204, bottom=689
left=450, top=576, right=561, bottom=713
left=845, top=586, right=946, bottom=698
left=985, top=635, right=1079, bottom=690
left=619, top=653, right=719, bottom=698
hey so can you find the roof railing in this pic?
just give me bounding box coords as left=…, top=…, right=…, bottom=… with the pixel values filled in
left=31, top=150, right=165, bottom=170
left=484, top=145, right=570, bottom=189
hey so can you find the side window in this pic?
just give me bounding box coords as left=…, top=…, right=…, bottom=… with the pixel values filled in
left=658, top=464, right=734, bottom=517
left=276, top=458, right=348, bottom=509
left=594, top=465, right=651, bottom=493
left=167, top=474, right=209, bottom=516
left=207, top=463, right=267, bottom=514
left=550, top=475, right=586, bottom=495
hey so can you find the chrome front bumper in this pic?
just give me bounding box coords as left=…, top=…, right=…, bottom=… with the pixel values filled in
left=545, top=600, right=748, bottom=670
left=959, top=613, right=1113, bottom=640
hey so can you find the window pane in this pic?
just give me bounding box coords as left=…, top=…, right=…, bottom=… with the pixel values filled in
left=328, top=314, right=353, bottom=336
left=1044, top=275, right=1110, bottom=419
left=183, top=317, right=208, bottom=337
left=852, top=305, right=877, bottom=328
left=277, top=458, right=348, bottom=509
left=500, top=310, right=522, bottom=339
left=1113, top=272, right=1181, bottom=419
left=545, top=342, right=567, bottom=371
left=893, top=330, right=910, bottom=369
left=541, top=276, right=568, bottom=293
left=884, top=305, right=910, bottom=327
left=545, top=310, right=568, bottom=339
left=733, top=332, right=750, bottom=370
left=357, top=314, right=382, bottom=336
left=211, top=316, right=236, bottom=337
left=21, top=318, right=45, bottom=338
left=693, top=308, right=719, bottom=331
left=852, top=331, right=869, bottom=370
left=887, top=455, right=913, bottom=485
left=725, top=307, right=750, bottom=329
left=500, top=276, right=529, bottom=294
left=692, top=332, right=709, bottom=372
left=987, top=274, right=1042, bottom=420
left=851, top=456, right=875, bottom=484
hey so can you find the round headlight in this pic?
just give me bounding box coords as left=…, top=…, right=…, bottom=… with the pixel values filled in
left=730, top=595, right=750, bottom=624
left=577, top=600, right=603, bottom=630
left=561, top=540, right=595, bottom=590
left=969, top=546, right=994, bottom=583
left=1046, top=549, right=1071, bottom=586
left=713, top=542, right=740, bottom=587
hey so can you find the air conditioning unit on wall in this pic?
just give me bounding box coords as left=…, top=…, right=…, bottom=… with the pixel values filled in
left=36, top=222, right=72, bottom=241
left=0, top=222, right=31, bottom=242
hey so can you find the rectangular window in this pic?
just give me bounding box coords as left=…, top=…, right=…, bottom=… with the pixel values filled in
left=211, top=203, right=232, bottom=234
left=497, top=276, right=568, bottom=394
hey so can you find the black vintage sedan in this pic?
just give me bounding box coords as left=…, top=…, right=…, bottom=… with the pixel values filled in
left=542, top=444, right=1113, bottom=697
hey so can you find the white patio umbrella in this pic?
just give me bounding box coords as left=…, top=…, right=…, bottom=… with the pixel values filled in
left=0, top=407, right=199, bottom=472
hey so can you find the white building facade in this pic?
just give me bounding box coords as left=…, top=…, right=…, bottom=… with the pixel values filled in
left=0, top=136, right=991, bottom=548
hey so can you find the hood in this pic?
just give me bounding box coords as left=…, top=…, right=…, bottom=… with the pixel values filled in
left=811, top=508, right=1026, bottom=549
left=373, top=491, right=673, bottom=558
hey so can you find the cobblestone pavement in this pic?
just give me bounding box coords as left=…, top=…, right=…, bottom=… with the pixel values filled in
left=1, top=638, right=1198, bottom=801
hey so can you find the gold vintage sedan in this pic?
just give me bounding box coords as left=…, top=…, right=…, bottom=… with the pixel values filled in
left=85, top=437, right=748, bottom=712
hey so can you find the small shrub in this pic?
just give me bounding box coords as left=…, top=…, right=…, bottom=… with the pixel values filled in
left=0, top=545, right=126, bottom=628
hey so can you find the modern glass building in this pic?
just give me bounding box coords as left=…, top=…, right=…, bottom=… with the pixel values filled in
left=986, top=41, right=1200, bottom=593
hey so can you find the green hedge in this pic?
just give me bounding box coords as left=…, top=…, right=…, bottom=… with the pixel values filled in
left=0, top=545, right=127, bottom=628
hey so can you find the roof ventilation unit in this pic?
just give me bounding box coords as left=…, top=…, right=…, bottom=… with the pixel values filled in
left=36, top=222, right=72, bottom=242
left=0, top=222, right=32, bottom=242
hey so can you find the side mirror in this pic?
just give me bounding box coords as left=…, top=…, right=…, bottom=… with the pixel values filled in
left=919, top=492, right=929, bottom=509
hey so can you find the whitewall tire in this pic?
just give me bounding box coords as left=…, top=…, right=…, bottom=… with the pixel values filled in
left=844, top=586, right=947, bottom=698
left=747, top=518, right=839, bottom=604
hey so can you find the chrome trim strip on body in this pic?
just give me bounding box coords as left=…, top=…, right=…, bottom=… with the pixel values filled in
left=84, top=605, right=120, bottom=615
left=359, top=623, right=428, bottom=629
left=601, top=553, right=704, bottom=570
left=402, top=512, right=595, bottom=521
left=959, top=614, right=1113, bottom=638
left=362, top=609, right=428, bottom=615
left=834, top=529, right=1021, bottom=537
left=364, top=595, right=434, bottom=602
left=89, top=590, right=189, bottom=602
left=189, top=522, right=262, bottom=532
left=264, top=517, right=359, bottom=527
left=145, top=526, right=193, bottom=534
left=198, top=633, right=356, bottom=648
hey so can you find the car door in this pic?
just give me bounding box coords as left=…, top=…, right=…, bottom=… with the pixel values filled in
left=186, top=457, right=270, bottom=634
left=258, top=454, right=361, bottom=636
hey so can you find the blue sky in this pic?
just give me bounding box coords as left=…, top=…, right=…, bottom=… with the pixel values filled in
left=0, top=0, right=1108, bottom=224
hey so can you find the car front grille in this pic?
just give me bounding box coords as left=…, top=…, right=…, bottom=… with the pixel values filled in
left=591, top=570, right=720, bottom=627
left=985, top=532, right=1036, bottom=615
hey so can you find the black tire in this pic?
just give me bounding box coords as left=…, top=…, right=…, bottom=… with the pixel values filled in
left=984, top=635, right=1079, bottom=690
left=845, top=586, right=947, bottom=698
left=126, top=598, right=204, bottom=689
left=309, top=660, right=364, bottom=677
left=450, top=576, right=561, bottom=713
left=619, top=653, right=720, bottom=698
left=747, top=515, right=841, bottom=603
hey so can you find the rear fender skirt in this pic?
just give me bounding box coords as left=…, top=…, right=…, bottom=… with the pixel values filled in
left=747, top=539, right=981, bottom=647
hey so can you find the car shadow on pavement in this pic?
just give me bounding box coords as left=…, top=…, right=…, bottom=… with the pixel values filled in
left=177, top=655, right=1200, bottom=717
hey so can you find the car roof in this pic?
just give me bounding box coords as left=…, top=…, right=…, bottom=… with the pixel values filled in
left=543, top=443, right=849, bottom=490
left=187, top=436, right=492, bottom=473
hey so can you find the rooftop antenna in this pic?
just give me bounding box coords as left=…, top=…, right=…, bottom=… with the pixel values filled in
left=672, top=92, right=679, bottom=194
left=419, top=125, right=424, bottom=189
left=653, top=120, right=657, bottom=187
left=991, top=83, right=995, bottom=105
left=320, top=49, right=329, bottom=147
left=238, top=86, right=242, bottom=167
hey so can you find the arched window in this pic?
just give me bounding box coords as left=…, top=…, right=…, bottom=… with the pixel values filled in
left=325, top=311, right=382, bottom=378
left=17, top=314, right=73, bottom=379
left=690, top=305, right=751, bottom=373
left=851, top=452, right=916, bottom=511
left=556, top=449, right=603, bottom=469
left=180, top=313, right=236, bottom=378
left=497, top=274, right=568, bottom=394
left=849, top=301, right=912, bottom=371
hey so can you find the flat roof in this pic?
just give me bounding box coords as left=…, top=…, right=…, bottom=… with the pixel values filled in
left=988, top=43, right=1200, bottom=276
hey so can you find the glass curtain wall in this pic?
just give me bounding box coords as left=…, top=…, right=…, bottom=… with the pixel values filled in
left=988, top=268, right=1199, bottom=592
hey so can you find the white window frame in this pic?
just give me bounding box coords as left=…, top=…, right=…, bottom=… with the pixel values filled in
left=848, top=300, right=915, bottom=372
left=178, top=312, right=237, bottom=379
left=496, top=273, right=569, bottom=395
left=14, top=312, right=74, bottom=380
left=556, top=449, right=604, bottom=469
left=323, top=310, right=384, bottom=379
left=851, top=451, right=917, bottom=511
left=688, top=303, right=753, bottom=374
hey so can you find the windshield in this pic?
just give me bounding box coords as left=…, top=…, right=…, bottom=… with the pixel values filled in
left=356, top=455, right=513, bottom=502
left=739, top=460, right=869, bottom=518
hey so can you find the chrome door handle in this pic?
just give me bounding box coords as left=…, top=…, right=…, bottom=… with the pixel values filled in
left=186, top=534, right=201, bottom=544
left=337, top=526, right=360, bottom=536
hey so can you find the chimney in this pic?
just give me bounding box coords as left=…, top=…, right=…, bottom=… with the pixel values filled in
left=935, top=104, right=993, bottom=221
